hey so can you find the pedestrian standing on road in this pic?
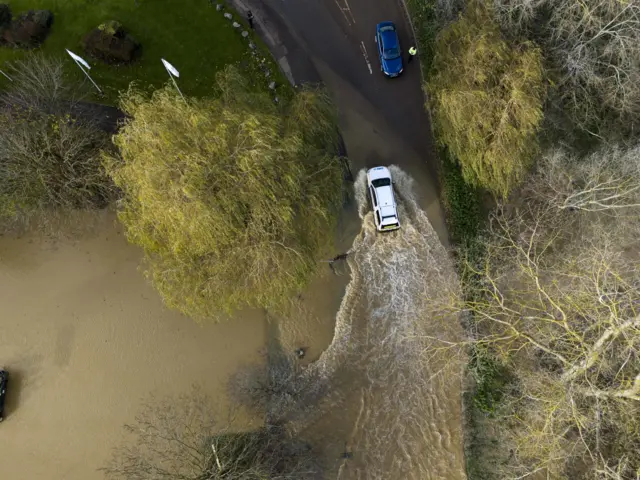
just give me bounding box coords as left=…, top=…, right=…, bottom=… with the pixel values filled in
left=408, top=46, right=417, bottom=63
left=247, top=10, right=255, bottom=29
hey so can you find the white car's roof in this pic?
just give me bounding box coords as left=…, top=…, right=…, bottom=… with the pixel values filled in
left=376, top=185, right=395, bottom=209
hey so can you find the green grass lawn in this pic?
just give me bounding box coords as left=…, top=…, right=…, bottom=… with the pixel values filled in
left=0, top=0, right=280, bottom=102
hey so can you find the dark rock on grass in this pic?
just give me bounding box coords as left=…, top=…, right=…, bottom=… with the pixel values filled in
left=0, top=4, right=11, bottom=29
left=82, top=20, right=141, bottom=65
left=1, top=9, right=53, bottom=48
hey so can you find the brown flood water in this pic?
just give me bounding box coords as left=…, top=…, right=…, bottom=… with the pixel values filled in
left=281, top=167, right=467, bottom=480
left=0, top=166, right=466, bottom=480
left=0, top=214, right=269, bottom=480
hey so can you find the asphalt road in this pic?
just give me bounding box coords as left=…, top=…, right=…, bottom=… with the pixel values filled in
left=261, top=0, right=448, bottom=242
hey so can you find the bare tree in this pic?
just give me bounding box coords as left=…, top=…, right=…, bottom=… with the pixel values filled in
left=434, top=0, right=465, bottom=21
left=491, top=0, right=640, bottom=138
left=228, top=351, right=330, bottom=427
left=1, top=53, right=88, bottom=114
left=527, top=144, right=640, bottom=214
left=490, top=0, right=547, bottom=34
left=438, top=149, right=640, bottom=478
left=102, top=387, right=320, bottom=480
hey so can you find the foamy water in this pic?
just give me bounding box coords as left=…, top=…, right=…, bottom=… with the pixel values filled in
left=306, top=167, right=467, bottom=479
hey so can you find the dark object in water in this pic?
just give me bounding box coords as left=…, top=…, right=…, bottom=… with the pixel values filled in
left=332, top=253, right=349, bottom=262
left=0, top=369, right=8, bottom=422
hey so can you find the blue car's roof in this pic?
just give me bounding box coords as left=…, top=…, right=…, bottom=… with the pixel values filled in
left=381, top=30, right=398, bottom=49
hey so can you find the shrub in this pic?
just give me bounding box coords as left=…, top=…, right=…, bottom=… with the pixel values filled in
left=0, top=54, right=113, bottom=223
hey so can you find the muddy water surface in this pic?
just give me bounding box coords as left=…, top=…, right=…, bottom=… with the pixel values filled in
left=0, top=215, right=267, bottom=480
left=0, top=167, right=466, bottom=480
left=288, top=167, right=468, bottom=479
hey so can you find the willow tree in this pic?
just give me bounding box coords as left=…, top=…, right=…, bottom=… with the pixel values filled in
left=428, top=1, right=545, bottom=198
left=104, top=67, right=344, bottom=320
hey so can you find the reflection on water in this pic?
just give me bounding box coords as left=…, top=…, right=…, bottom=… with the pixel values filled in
left=299, top=167, right=467, bottom=479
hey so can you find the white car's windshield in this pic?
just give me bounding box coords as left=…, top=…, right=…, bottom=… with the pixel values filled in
left=372, top=178, right=391, bottom=188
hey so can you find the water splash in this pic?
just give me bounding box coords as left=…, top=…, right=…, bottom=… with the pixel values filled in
left=308, top=166, right=467, bottom=480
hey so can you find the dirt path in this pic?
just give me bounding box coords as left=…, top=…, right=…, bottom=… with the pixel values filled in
left=0, top=214, right=267, bottom=480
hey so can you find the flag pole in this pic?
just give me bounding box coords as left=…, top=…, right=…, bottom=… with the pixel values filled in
left=169, top=74, right=185, bottom=102
left=75, top=60, right=102, bottom=94
left=161, top=58, right=185, bottom=103
left=65, top=49, right=101, bottom=94
left=0, top=69, right=12, bottom=82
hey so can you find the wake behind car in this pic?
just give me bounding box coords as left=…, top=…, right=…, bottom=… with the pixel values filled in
left=367, top=166, right=400, bottom=232
left=375, top=22, right=403, bottom=77
left=0, top=369, right=8, bottom=422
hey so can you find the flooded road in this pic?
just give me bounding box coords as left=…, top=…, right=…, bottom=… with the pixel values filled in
left=286, top=167, right=467, bottom=479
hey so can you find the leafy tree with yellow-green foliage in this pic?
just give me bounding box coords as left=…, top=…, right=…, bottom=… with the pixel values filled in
left=104, top=67, right=344, bottom=320
left=428, top=1, right=545, bottom=198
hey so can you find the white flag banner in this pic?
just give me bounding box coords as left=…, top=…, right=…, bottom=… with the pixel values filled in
left=161, top=58, right=180, bottom=78
left=66, top=49, right=91, bottom=70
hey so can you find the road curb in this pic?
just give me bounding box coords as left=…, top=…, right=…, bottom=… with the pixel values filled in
left=396, top=0, right=441, bottom=178
left=396, top=0, right=427, bottom=88
left=223, top=0, right=296, bottom=86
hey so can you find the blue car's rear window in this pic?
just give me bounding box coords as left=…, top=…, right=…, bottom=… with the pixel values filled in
left=383, top=47, right=400, bottom=60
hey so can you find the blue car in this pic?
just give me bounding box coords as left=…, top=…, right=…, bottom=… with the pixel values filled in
left=375, top=22, right=403, bottom=77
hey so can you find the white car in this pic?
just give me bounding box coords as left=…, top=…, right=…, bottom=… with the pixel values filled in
left=366, top=166, right=400, bottom=231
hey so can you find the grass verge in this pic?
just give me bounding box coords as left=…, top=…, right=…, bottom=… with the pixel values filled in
left=404, top=0, right=440, bottom=75
left=0, top=0, right=286, bottom=103
left=439, top=148, right=481, bottom=245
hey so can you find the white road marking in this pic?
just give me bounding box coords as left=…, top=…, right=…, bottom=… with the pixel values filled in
left=334, top=0, right=353, bottom=25
left=343, top=0, right=357, bottom=25
left=334, top=0, right=356, bottom=26
left=360, top=41, right=373, bottom=75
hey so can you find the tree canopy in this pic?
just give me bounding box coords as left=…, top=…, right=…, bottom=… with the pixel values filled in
left=492, top=0, right=640, bottom=140
left=447, top=144, right=640, bottom=479
left=105, top=67, right=344, bottom=320
left=428, top=1, right=545, bottom=198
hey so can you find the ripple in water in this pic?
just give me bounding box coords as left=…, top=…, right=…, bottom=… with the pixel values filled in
left=308, top=166, right=467, bottom=480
